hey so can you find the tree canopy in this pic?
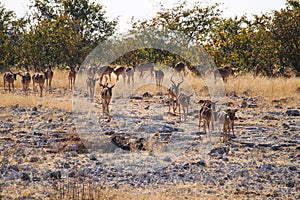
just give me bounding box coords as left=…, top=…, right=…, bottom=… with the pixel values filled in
left=0, top=0, right=299, bottom=77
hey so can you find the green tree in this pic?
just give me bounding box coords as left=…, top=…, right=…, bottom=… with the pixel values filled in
left=23, top=0, right=117, bottom=70
left=270, top=2, right=300, bottom=75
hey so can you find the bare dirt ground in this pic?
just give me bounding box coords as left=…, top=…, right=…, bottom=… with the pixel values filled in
left=0, top=72, right=299, bottom=199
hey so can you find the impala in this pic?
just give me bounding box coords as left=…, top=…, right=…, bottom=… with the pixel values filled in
left=18, top=72, right=31, bottom=94
left=3, top=70, right=17, bottom=92
left=214, top=63, right=235, bottom=83
left=32, top=72, right=45, bottom=97
left=154, top=69, right=164, bottom=89
left=168, top=73, right=183, bottom=113
left=99, top=83, right=115, bottom=119
left=68, top=66, right=76, bottom=90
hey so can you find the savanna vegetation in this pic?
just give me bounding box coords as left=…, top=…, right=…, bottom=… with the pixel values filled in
left=0, top=0, right=299, bottom=77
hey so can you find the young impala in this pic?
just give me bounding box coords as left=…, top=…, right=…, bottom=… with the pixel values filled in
left=86, top=77, right=99, bottom=100
left=217, top=108, right=238, bottom=142
left=44, top=66, right=54, bottom=91
left=99, top=83, right=115, bottom=120
left=154, top=69, right=164, bottom=89
left=68, top=66, right=76, bottom=90
left=198, top=100, right=217, bottom=142
left=177, top=93, right=192, bottom=121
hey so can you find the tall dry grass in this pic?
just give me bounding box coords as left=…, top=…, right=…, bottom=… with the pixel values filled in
left=0, top=69, right=70, bottom=88
left=0, top=70, right=72, bottom=110
left=0, top=70, right=299, bottom=109
left=226, top=74, right=300, bottom=99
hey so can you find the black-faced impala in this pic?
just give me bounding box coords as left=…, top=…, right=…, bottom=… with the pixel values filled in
left=168, top=73, right=184, bottom=114
left=18, top=72, right=31, bottom=95
left=154, top=69, right=164, bottom=89
left=87, top=65, right=97, bottom=78
left=125, top=67, right=135, bottom=85
left=3, top=70, right=17, bottom=92
left=97, top=66, right=114, bottom=84
left=214, top=63, right=235, bottom=83
left=198, top=100, right=217, bottom=142
left=32, top=72, right=45, bottom=97
left=173, top=61, right=187, bottom=76
left=114, top=66, right=126, bottom=83
left=68, top=66, right=76, bottom=90
left=44, top=66, right=54, bottom=91
left=177, top=93, right=192, bottom=121
left=136, top=63, right=154, bottom=78
left=99, top=83, right=115, bottom=121
left=86, top=77, right=99, bottom=100
left=217, top=108, right=238, bottom=142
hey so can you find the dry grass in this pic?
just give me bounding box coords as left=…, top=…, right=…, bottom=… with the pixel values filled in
left=226, top=74, right=300, bottom=99
left=0, top=70, right=72, bottom=110
left=47, top=178, right=287, bottom=200
left=0, top=93, right=72, bottom=110
left=219, top=74, right=297, bottom=96
left=1, top=70, right=299, bottom=109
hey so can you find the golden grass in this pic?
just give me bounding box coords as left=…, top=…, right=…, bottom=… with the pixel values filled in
left=0, top=93, right=72, bottom=110
left=0, top=70, right=72, bottom=110
left=226, top=74, right=300, bottom=99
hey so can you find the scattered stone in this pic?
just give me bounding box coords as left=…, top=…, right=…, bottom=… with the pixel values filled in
left=195, top=160, right=206, bottom=167
left=261, top=163, right=276, bottom=170
left=296, top=87, right=300, bottom=93
left=90, top=154, right=97, bottom=161
left=209, top=146, right=230, bottom=157
left=282, top=123, right=290, bottom=130
left=248, top=102, right=258, bottom=108
left=49, top=171, right=61, bottom=179
left=263, top=115, right=278, bottom=120
left=8, top=165, right=19, bottom=172
left=142, top=92, right=153, bottom=98
left=222, top=155, right=229, bottom=161
left=163, top=156, right=171, bottom=162
left=288, top=165, right=297, bottom=171
left=286, top=109, right=300, bottom=116
left=32, top=107, right=38, bottom=112
left=271, top=145, right=282, bottom=151
left=33, top=131, right=43, bottom=136
left=69, top=143, right=78, bottom=151
left=286, top=181, right=295, bottom=188
left=29, top=157, right=40, bottom=162
left=129, top=95, right=143, bottom=100
left=21, top=172, right=31, bottom=181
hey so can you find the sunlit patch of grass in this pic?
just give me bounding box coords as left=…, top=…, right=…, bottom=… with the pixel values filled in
left=0, top=93, right=72, bottom=110
left=226, top=74, right=300, bottom=99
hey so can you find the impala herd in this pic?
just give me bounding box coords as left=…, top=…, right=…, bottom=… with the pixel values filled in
left=2, top=62, right=237, bottom=143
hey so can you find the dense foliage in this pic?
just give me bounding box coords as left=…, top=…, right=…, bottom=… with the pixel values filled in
left=0, top=0, right=299, bottom=76
left=0, top=0, right=117, bottom=71
left=132, top=1, right=299, bottom=76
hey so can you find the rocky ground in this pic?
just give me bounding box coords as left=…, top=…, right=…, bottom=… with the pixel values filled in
left=0, top=89, right=299, bottom=199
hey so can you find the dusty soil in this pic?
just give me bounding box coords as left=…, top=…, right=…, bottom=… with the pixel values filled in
left=0, top=78, right=300, bottom=199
